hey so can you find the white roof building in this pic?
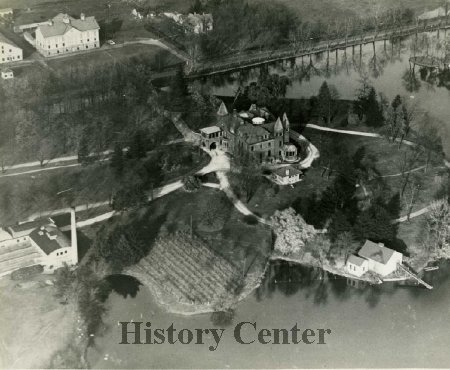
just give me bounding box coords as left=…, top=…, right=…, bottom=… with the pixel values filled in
left=35, top=13, right=100, bottom=57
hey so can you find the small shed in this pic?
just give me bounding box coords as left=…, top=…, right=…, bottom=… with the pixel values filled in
left=272, top=166, right=303, bottom=185
left=1, top=68, right=13, bottom=80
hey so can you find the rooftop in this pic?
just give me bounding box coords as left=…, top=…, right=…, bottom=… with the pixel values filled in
left=8, top=218, right=53, bottom=234
left=358, top=240, right=396, bottom=265
left=200, top=126, right=221, bottom=135
left=273, top=165, right=302, bottom=178
left=39, top=13, right=99, bottom=38
left=29, top=225, right=70, bottom=255
left=0, top=33, right=18, bottom=47
left=237, top=124, right=270, bottom=144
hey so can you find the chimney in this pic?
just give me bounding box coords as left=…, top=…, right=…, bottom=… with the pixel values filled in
left=70, top=208, right=78, bottom=266
left=80, top=13, right=85, bottom=21
left=285, top=168, right=290, bottom=176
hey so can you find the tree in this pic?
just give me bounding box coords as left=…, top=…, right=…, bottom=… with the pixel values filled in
left=110, top=142, right=124, bottom=177
left=424, top=199, right=450, bottom=259
left=316, top=81, right=339, bottom=125
left=169, top=66, right=189, bottom=112
left=271, top=208, right=317, bottom=255
left=328, top=211, right=352, bottom=242
left=128, top=131, right=146, bottom=160
left=77, top=130, right=91, bottom=165
left=364, top=87, right=384, bottom=127
left=331, top=231, right=357, bottom=262
left=415, top=114, right=443, bottom=171
left=111, top=185, right=147, bottom=211
left=353, top=203, right=396, bottom=242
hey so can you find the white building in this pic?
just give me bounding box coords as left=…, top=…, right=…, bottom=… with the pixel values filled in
left=346, top=240, right=403, bottom=278
left=35, top=13, right=100, bottom=57
left=1, top=67, right=13, bottom=79
left=346, top=255, right=369, bottom=277
left=272, top=166, right=303, bottom=185
left=0, top=209, right=78, bottom=277
left=0, top=8, right=13, bottom=18
left=0, top=33, right=22, bottom=64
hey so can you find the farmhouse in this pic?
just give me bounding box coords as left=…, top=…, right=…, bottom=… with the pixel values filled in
left=35, top=13, right=100, bottom=57
left=272, top=166, right=303, bottom=185
left=201, top=102, right=299, bottom=164
left=0, top=33, right=23, bottom=64
left=346, top=240, right=403, bottom=277
left=1, top=67, right=13, bottom=79
left=0, top=210, right=78, bottom=277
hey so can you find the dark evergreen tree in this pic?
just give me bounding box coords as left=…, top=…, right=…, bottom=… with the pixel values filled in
left=353, top=204, right=396, bottom=242
left=169, top=66, right=189, bottom=112
left=77, top=131, right=91, bottom=165
left=316, top=81, right=333, bottom=125
left=328, top=211, right=352, bottom=242
left=365, top=87, right=384, bottom=127
left=110, top=142, right=124, bottom=177
left=128, top=132, right=146, bottom=159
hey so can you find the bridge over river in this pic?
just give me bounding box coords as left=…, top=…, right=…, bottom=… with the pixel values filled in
left=188, top=19, right=450, bottom=78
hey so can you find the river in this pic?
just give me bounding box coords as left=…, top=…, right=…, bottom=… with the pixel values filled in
left=88, top=261, right=450, bottom=368
left=211, top=30, right=450, bottom=156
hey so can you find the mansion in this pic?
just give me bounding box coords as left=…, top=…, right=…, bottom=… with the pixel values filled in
left=200, top=102, right=299, bottom=163
left=35, top=13, right=100, bottom=57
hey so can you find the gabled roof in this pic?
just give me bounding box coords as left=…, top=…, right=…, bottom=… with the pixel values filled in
left=347, top=255, right=367, bottom=267
left=358, top=240, right=396, bottom=265
left=38, top=13, right=99, bottom=38
left=29, top=225, right=70, bottom=255
left=0, top=33, right=18, bottom=48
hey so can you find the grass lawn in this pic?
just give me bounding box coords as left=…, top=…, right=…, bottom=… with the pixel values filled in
left=46, top=44, right=182, bottom=72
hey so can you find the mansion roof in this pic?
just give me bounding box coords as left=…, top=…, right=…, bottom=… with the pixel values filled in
left=236, top=124, right=271, bottom=145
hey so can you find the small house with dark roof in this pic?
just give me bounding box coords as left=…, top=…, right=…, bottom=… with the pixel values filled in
left=1, top=67, right=13, bottom=79
left=35, top=13, right=100, bottom=57
left=346, top=240, right=403, bottom=277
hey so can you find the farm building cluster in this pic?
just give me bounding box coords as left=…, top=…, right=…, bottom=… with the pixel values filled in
left=0, top=210, right=78, bottom=277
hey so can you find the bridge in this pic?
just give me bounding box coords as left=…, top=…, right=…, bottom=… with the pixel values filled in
left=188, top=20, right=450, bottom=78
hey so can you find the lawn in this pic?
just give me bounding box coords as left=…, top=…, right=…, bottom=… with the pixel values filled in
left=46, top=44, right=182, bottom=72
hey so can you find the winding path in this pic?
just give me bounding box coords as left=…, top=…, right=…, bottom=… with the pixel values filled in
left=306, top=123, right=446, bottom=223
